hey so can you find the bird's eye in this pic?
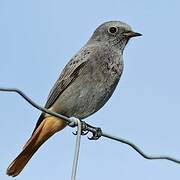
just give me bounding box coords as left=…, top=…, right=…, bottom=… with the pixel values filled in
left=108, top=26, right=118, bottom=34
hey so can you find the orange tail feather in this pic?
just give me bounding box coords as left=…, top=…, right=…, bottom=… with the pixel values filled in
left=6, top=116, right=66, bottom=177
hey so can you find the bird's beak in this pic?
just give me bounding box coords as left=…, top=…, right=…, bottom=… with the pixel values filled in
left=123, top=31, right=142, bottom=38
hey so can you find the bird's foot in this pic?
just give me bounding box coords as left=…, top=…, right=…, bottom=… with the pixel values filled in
left=71, top=119, right=102, bottom=140
left=69, top=117, right=89, bottom=136
left=87, top=126, right=102, bottom=140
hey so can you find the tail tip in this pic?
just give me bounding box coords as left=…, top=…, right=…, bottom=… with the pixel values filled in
left=6, top=165, right=20, bottom=177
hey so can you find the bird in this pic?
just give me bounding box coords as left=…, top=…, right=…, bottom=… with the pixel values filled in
left=6, top=20, right=141, bottom=177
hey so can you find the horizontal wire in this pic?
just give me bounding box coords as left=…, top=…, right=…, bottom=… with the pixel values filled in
left=102, top=132, right=180, bottom=164
left=0, top=87, right=180, bottom=165
left=0, top=87, right=71, bottom=124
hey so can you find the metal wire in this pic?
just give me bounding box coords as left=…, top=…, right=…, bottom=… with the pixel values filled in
left=0, top=87, right=72, bottom=123
left=1, top=87, right=180, bottom=180
left=70, top=118, right=82, bottom=180
left=102, top=132, right=180, bottom=164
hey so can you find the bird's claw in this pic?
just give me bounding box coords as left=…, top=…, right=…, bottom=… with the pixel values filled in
left=72, top=129, right=88, bottom=136
left=88, top=127, right=102, bottom=140
left=72, top=120, right=102, bottom=140
left=72, top=120, right=89, bottom=136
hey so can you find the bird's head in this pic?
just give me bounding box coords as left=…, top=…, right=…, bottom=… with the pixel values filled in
left=90, top=21, right=142, bottom=52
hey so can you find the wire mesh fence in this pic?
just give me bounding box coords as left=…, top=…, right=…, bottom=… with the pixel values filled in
left=0, top=87, right=180, bottom=180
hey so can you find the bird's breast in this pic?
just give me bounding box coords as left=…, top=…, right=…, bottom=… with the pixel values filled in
left=53, top=53, right=123, bottom=119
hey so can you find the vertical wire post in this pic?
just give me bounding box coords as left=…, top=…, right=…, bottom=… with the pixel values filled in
left=71, top=118, right=82, bottom=180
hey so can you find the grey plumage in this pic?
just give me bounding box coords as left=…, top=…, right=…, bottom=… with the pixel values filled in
left=6, top=20, right=142, bottom=177
left=35, top=21, right=141, bottom=129
left=34, top=20, right=141, bottom=132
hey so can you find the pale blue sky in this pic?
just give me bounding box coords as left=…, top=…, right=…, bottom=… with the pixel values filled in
left=0, top=0, right=180, bottom=179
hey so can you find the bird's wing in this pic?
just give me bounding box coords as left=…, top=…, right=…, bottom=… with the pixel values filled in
left=45, top=46, right=95, bottom=109
left=32, top=49, right=91, bottom=133
left=45, top=60, right=87, bottom=109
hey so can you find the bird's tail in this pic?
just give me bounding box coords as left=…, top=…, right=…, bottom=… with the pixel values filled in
left=6, top=116, right=66, bottom=177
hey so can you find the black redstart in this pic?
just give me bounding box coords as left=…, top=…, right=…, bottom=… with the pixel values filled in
left=6, top=20, right=141, bottom=176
